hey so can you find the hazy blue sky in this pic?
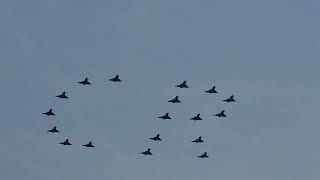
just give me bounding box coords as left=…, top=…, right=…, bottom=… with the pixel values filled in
left=1, top=0, right=320, bottom=179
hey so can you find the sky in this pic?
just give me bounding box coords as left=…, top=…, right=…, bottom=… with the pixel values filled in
left=0, top=0, right=320, bottom=179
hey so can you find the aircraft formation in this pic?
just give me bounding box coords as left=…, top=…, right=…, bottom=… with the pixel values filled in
left=43, top=75, right=236, bottom=158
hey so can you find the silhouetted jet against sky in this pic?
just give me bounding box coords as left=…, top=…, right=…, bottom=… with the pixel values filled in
left=109, top=75, right=121, bottom=82
left=223, top=95, right=236, bottom=102
left=205, top=86, right=218, bottom=94
left=59, top=139, right=72, bottom=145
left=78, top=77, right=91, bottom=85
left=175, top=81, right=189, bottom=88
left=192, top=136, right=204, bottom=143
left=150, top=134, right=162, bottom=141
left=168, top=96, right=181, bottom=103
left=158, top=113, right=171, bottom=119
left=83, top=141, right=95, bottom=147
left=43, top=108, right=55, bottom=116
left=141, top=148, right=152, bottom=155
left=215, top=110, right=227, bottom=117
left=198, top=152, right=208, bottom=158
left=48, top=126, right=59, bottom=133
left=56, top=91, right=69, bottom=99
left=190, top=113, right=202, bottom=121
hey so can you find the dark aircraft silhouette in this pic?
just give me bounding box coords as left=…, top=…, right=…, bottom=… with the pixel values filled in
left=168, top=96, right=181, bottom=103
left=214, top=110, right=227, bottom=117
left=141, top=148, right=152, bottom=155
left=150, top=134, right=162, bottom=141
left=190, top=113, right=202, bottom=121
left=223, top=95, right=236, bottom=102
left=198, top=152, right=208, bottom=158
left=158, top=113, right=171, bottom=119
left=83, top=141, right=95, bottom=147
left=175, top=81, right=189, bottom=88
left=78, top=77, right=91, bottom=85
left=56, top=91, right=69, bottom=99
left=205, top=86, right=218, bottom=94
left=43, top=108, right=55, bottom=116
left=109, top=75, right=121, bottom=82
left=192, top=136, right=204, bottom=143
left=59, top=139, right=72, bottom=145
left=48, top=126, right=59, bottom=133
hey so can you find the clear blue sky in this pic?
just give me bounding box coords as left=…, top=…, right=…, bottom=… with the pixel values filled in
left=0, top=0, right=319, bottom=179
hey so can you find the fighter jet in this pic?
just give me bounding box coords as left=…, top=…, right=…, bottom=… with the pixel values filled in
left=158, top=113, right=171, bottom=119
left=109, top=75, right=121, bottom=82
left=175, top=81, right=189, bottom=88
left=192, top=136, right=204, bottom=143
left=43, top=108, right=55, bottom=116
left=214, top=110, right=227, bottom=117
left=205, top=86, right=218, bottom=94
left=150, top=134, right=162, bottom=141
left=223, top=95, right=236, bottom=102
left=168, top=96, right=181, bottom=103
left=141, top=148, right=152, bottom=155
left=190, top=113, right=202, bottom=121
left=48, top=126, right=59, bottom=133
left=56, top=91, right=69, bottom=99
left=78, top=77, right=91, bottom=85
left=83, top=141, right=95, bottom=148
left=59, top=139, right=72, bottom=145
left=197, top=152, right=208, bottom=158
